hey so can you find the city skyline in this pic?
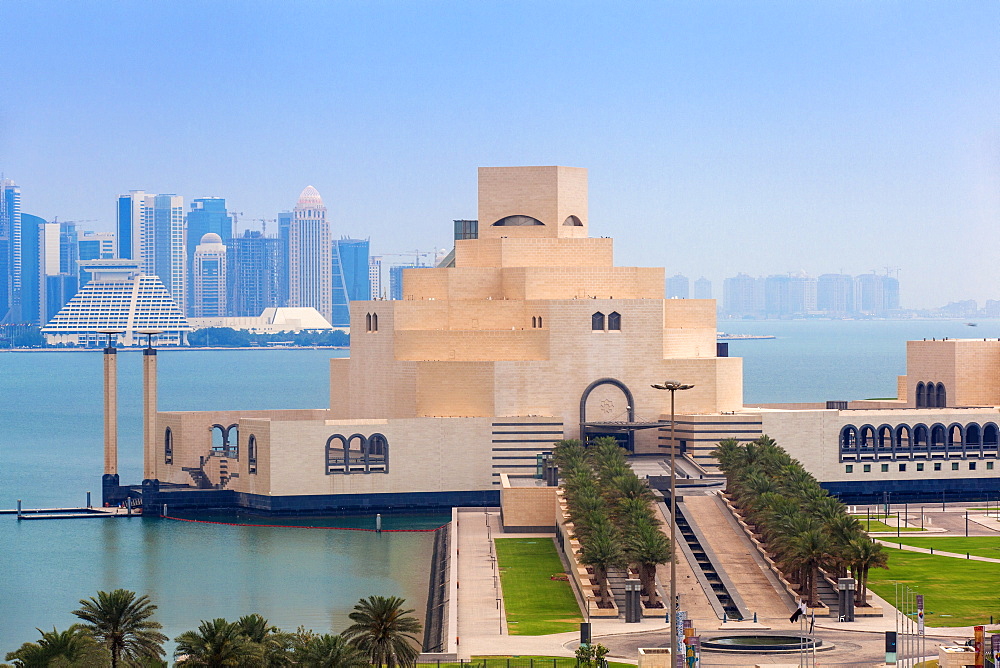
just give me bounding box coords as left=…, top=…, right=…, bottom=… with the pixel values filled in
left=1, top=2, right=998, bottom=308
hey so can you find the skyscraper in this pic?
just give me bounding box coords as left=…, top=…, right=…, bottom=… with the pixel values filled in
left=369, top=256, right=383, bottom=299
left=817, top=273, right=854, bottom=316
left=186, top=198, right=233, bottom=313
left=288, top=186, right=332, bottom=322
left=0, top=179, right=22, bottom=321
left=19, top=213, right=43, bottom=325
left=192, top=233, right=227, bottom=317
left=722, top=273, right=763, bottom=317
left=228, top=230, right=284, bottom=317
left=78, top=231, right=116, bottom=287
left=116, top=191, right=187, bottom=311
left=693, top=277, right=712, bottom=300
left=666, top=273, right=689, bottom=299
left=337, top=238, right=371, bottom=302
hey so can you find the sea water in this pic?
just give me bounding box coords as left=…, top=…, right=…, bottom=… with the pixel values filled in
left=3, top=320, right=998, bottom=652
left=0, top=349, right=442, bottom=655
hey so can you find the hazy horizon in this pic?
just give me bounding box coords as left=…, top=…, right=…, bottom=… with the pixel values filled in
left=2, top=1, right=997, bottom=309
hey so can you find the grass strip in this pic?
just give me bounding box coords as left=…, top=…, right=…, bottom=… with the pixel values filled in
left=862, top=519, right=924, bottom=532
left=495, top=538, right=583, bottom=635
left=470, top=656, right=633, bottom=668
left=867, top=547, right=1000, bottom=627
left=887, top=536, right=1000, bottom=560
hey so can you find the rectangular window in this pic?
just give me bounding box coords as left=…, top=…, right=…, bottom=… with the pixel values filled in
left=863, top=464, right=871, bottom=473
left=881, top=464, right=889, bottom=472
left=898, top=464, right=906, bottom=472
left=989, top=462, right=995, bottom=470
left=934, top=463, right=942, bottom=471
left=845, top=465, right=854, bottom=473
left=969, top=462, right=977, bottom=471
left=952, top=462, right=959, bottom=471
left=916, top=463, right=924, bottom=471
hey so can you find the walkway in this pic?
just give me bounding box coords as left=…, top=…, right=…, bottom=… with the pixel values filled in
left=681, top=494, right=793, bottom=624
left=875, top=538, right=1000, bottom=563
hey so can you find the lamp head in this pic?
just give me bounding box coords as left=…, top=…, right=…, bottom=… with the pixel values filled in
left=651, top=380, right=695, bottom=391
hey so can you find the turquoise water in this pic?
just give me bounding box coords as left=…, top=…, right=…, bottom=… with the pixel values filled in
left=2, top=322, right=996, bottom=653
left=0, top=349, right=443, bottom=655
left=725, top=319, right=1000, bottom=403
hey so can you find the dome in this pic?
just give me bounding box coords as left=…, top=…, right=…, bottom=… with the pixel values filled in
left=296, top=185, right=324, bottom=208
left=200, top=232, right=223, bottom=245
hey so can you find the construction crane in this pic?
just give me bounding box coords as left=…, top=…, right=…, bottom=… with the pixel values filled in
left=381, top=250, right=438, bottom=267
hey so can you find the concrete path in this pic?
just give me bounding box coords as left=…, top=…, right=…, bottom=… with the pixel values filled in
left=875, top=538, right=1000, bottom=563
left=681, top=495, right=793, bottom=624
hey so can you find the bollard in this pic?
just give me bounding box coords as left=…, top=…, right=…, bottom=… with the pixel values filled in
left=163, top=503, right=168, bottom=518
left=722, top=614, right=726, bottom=624
left=754, top=612, right=758, bottom=623
left=376, top=513, right=382, bottom=534
left=126, top=497, right=132, bottom=517
left=17, top=499, right=22, bottom=520
left=86, top=491, right=91, bottom=509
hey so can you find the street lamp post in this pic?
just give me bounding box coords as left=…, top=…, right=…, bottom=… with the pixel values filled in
left=652, top=379, right=694, bottom=667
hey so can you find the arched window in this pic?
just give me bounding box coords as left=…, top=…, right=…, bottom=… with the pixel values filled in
left=913, top=424, right=929, bottom=456
left=563, top=215, right=583, bottom=226
left=859, top=425, right=876, bottom=456
left=248, top=435, right=257, bottom=474
left=608, top=312, right=621, bottom=331
left=372, top=313, right=378, bottom=332
left=984, top=423, right=1000, bottom=454
left=915, top=382, right=926, bottom=408
left=592, top=312, right=605, bottom=331
left=936, top=383, right=947, bottom=408
left=947, top=423, right=965, bottom=458
left=366, top=313, right=372, bottom=332
left=531, top=316, right=537, bottom=328
left=840, top=425, right=859, bottom=460
left=346, top=434, right=367, bottom=473
left=877, top=424, right=894, bottom=458
left=326, top=434, right=348, bottom=474
left=966, top=423, right=983, bottom=457
left=367, top=433, right=389, bottom=473
left=537, top=316, right=543, bottom=328
left=491, top=215, right=544, bottom=226
left=164, top=427, right=173, bottom=465
left=931, top=424, right=947, bottom=457
left=894, top=424, right=912, bottom=458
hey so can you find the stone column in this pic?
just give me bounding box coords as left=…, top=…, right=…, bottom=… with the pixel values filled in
left=143, top=343, right=157, bottom=481
left=103, top=343, right=118, bottom=475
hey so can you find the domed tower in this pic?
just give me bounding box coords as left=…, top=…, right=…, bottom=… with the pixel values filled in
left=193, top=232, right=227, bottom=317
left=289, top=186, right=332, bottom=322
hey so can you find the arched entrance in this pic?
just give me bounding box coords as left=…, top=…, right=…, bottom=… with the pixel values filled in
left=579, top=378, right=661, bottom=452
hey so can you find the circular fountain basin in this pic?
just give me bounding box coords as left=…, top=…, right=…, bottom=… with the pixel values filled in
left=703, top=635, right=823, bottom=652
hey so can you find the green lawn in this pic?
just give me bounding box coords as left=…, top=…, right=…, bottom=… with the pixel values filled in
left=867, top=547, right=1000, bottom=626
left=862, top=519, right=924, bottom=532
left=890, top=536, right=1000, bottom=559
left=495, top=538, right=584, bottom=635
left=466, top=656, right=633, bottom=668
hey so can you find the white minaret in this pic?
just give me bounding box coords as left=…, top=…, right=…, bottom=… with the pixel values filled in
left=288, top=186, right=332, bottom=323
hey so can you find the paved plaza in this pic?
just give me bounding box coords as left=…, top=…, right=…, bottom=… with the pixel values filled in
left=453, top=501, right=1000, bottom=666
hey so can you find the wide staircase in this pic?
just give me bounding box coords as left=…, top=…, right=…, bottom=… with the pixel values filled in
left=672, top=501, right=745, bottom=620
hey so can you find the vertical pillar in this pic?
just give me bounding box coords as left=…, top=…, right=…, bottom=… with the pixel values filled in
left=143, top=339, right=158, bottom=481
left=103, top=342, right=118, bottom=476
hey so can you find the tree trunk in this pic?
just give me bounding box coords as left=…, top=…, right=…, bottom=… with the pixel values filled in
left=642, top=563, right=660, bottom=607
left=596, top=565, right=610, bottom=606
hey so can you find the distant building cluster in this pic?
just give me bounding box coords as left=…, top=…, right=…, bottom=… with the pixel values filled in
left=721, top=272, right=900, bottom=318
left=0, top=177, right=445, bottom=344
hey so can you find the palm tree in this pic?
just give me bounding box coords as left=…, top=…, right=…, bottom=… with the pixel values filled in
left=5, top=625, right=109, bottom=667
left=848, top=537, right=889, bottom=606
left=174, top=618, right=261, bottom=667
left=580, top=523, right=625, bottom=607
left=343, top=595, right=422, bottom=668
left=294, top=634, right=368, bottom=668
left=235, top=614, right=292, bottom=667
left=72, top=589, right=167, bottom=668
left=625, top=520, right=670, bottom=607
left=783, top=528, right=833, bottom=606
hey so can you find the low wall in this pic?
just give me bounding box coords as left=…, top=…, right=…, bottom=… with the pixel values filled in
left=499, top=474, right=558, bottom=532
left=555, top=491, right=619, bottom=618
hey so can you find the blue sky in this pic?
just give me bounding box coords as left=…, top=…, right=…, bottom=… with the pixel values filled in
left=1, top=1, right=997, bottom=308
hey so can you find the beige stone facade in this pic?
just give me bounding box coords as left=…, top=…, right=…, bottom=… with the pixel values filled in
left=152, top=166, right=744, bottom=503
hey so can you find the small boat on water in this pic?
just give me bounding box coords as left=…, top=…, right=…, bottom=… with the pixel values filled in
left=717, top=333, right=776, bottom=340
left=966, top=322, right=978, bottom=327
